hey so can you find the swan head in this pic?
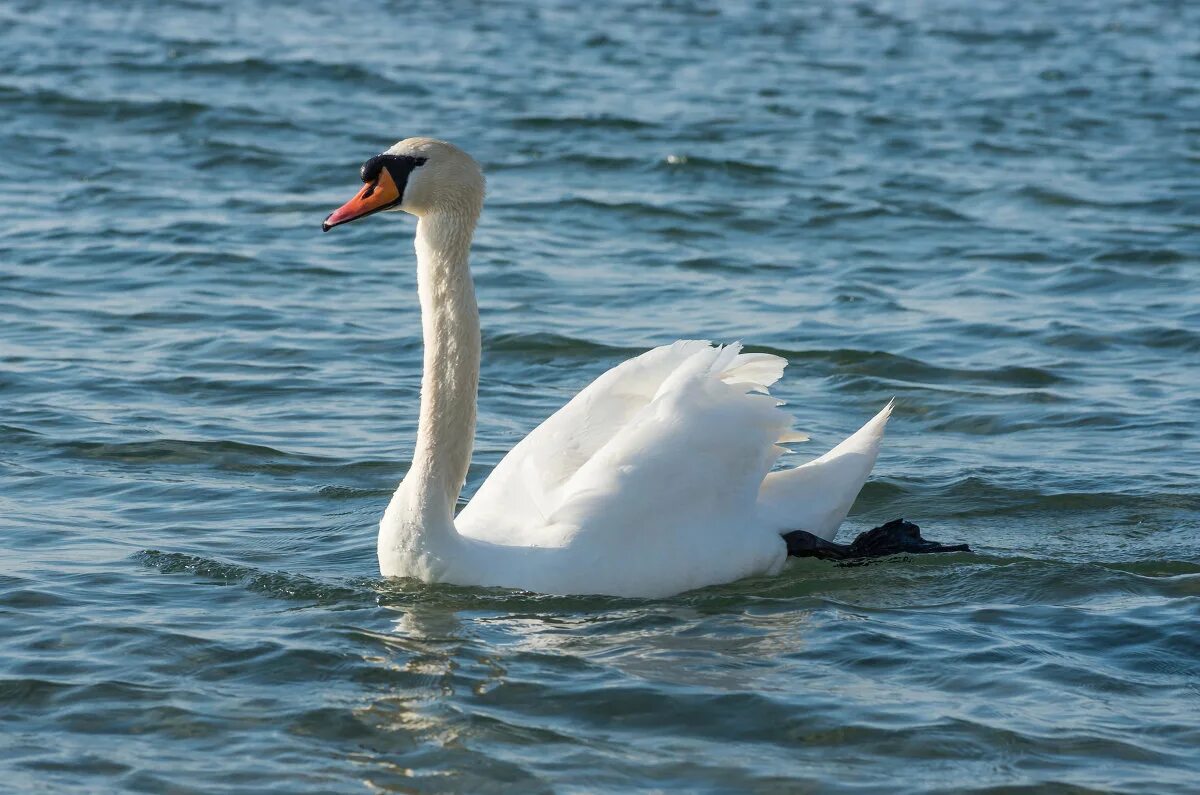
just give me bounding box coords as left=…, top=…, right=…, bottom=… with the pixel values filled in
left=322, top=137, right=484, bottom=231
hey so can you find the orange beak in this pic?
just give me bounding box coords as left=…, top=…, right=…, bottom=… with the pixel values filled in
left=322, top=167, right=401, bottom=231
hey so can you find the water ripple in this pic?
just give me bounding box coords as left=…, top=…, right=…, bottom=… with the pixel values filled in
left=2, top=0, right=1198, bottom=791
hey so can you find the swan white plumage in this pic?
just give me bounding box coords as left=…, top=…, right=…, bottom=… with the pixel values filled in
left=323, top=138, right=893, bottom=598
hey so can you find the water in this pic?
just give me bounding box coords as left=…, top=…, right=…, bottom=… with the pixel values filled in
left=2, top=0, right=1198, bottom=791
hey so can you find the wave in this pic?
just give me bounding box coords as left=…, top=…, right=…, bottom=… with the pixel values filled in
left=0, top=82, right=298, bottom=136
left=168, top=56, right=424, bottom=95
left=653, top=154, right=784, bottom=178
left=1015, top=184, right=1175, bottom=211
left=856, top=474, right=1200, bottom=516
left=483, top=332, right=636, bottom=359
left=501, top=196, right=696, bottom=221
left=509, top=115, right=656, bottom=131
left=750, top=347, right=1066, bottom=388
left=132, top=549, right=647, bottom=613
left=61, top=438, right=312, bottom=466
left=133, top=550, right=368, bottom=604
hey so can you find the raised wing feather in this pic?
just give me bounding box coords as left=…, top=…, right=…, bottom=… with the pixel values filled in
left=541, top=347, right=794, bottom=598
left=456, top=341, right=786, bottom=548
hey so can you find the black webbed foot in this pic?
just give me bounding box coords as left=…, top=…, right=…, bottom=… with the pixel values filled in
left=783, top=519, right=970, bottom=561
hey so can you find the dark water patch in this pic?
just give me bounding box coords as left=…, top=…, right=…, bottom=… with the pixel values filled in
left=317, top=484, right=391, bottom=500
left=509, top=115, right=656, bottom=131
left=758, top=347, right=1066, bottom=389
left=971, top=138, right=1039, bottom=156
left=801, top=203, right=892, bottom=227
left=928, top=26, right=1057, bottom=47
left=0, top=677, right=79, bottom=709
left=1016, top=184, right=1173, bottom=211
left=0, top=587, right=79, bottom=609
left=675, top=255, right=753, bottom=273
left=134, top=550, right=367, bottom=605
left=484, top=331, right=635, bottom=360
left=864, top=474, right=1200, bottom=523
left=191, top=145, right=281, bottom=172
left=59, top=438, right=312, bottom=467
left=1126, top=326, right=1200, bottom=353
left=1092, top=247, right=1191, bottom=265
left=177, top=56, right=423, bottom=95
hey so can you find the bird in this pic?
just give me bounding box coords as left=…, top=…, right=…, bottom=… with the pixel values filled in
left=322, top=137, right=949, bottom=598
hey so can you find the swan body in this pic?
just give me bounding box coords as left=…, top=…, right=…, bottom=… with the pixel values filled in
left=324, top=138, right=892, bottom=598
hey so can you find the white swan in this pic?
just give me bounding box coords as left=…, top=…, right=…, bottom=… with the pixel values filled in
left=323, top=138, right=894, bottom=598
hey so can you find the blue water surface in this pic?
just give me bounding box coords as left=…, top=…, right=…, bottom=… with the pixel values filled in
left=2, top=0, right=1198, bottom=792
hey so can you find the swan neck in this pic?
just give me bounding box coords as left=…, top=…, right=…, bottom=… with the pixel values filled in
left=405, top=209, right=481, bottom=529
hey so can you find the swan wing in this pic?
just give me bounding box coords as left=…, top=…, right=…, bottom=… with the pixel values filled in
left=456, top=341, right=787, bottom=549
left=543, top=345, right=800, bottom=594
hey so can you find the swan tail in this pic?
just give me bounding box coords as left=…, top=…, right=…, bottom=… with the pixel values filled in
left=756, top=400, right=894, bottom=542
